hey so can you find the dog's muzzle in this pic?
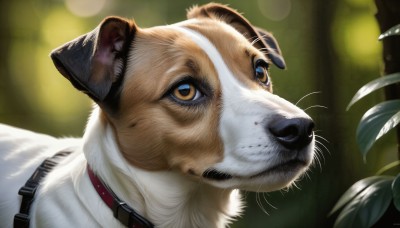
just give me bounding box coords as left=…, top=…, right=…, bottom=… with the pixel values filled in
left=202, top=116, right=315, bottom=182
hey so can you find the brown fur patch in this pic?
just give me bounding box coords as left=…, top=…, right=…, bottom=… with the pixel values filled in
left=106, top=26, right=224, bottom=175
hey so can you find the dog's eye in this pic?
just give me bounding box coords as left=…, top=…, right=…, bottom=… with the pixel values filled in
left=172, top=82, right=203, bottom=102
left=254, top=60, right=270, bottom=86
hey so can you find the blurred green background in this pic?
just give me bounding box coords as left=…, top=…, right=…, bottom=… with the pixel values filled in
left=0, top=0, right=397, bottom=227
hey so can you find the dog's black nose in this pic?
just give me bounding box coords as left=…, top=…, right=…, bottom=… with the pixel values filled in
left=268, top=117, right=314, bottom=150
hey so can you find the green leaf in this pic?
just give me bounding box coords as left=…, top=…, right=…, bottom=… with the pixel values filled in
left=393, top=174, right=400, bottom=212
left=376, top=110, right=400, bottom=138
left=329, top=176, right=392, bottom=216
left=376, top=160, right=400, bottom=175
left=356, top=100, right=400, bottom=158
left=334, top=178, right=394, bottom=228
left=347, top=73, right=400, bottom=111
left=379, top=24, right=400, bottom=40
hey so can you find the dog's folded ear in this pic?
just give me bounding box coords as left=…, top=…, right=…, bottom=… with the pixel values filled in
left=187, top=3, right=286, bottom=69
left=50, top=17, right=136, bottom=102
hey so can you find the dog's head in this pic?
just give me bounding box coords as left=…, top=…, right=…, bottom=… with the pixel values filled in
left=51, top=3, right=314, bottom=192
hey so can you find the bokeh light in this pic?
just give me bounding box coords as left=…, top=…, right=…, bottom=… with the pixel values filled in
left=333, top=13, right=381, bottom=68
left=257, top=0, right=292, bottom=21
left=65, top=0, right=107, bottom=17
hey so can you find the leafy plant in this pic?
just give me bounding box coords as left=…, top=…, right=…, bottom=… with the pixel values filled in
left=330, top=24, right=400, bottom=227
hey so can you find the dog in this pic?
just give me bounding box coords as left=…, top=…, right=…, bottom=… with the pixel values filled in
left=0, top=3, right=315, bottom=228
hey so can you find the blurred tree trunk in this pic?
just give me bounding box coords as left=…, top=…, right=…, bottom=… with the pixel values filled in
left=375, top=0, right=400, bottom=158
left=0, top=1, right=33, bottom=126
left=309, top=0, right=340, bottom=226
left=0, top=1, right=12, bottom=111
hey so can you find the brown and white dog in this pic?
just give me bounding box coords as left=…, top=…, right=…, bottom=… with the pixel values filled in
left=0, top=3, right=315, bottom=228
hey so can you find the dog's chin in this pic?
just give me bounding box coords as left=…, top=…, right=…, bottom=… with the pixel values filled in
left=202, top=159, right=310, bottom=192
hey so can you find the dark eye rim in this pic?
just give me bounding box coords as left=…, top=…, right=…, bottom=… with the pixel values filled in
left=253, top=58, right=271, bottom=87
left=164, top=76, right=211, bottom=106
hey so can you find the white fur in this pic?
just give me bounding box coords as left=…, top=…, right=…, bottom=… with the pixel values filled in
left=0, top=108, right=242, bottom=228
left=0, top=124, right=81, bottom=227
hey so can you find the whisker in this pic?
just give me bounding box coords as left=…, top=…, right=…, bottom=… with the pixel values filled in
left=315, top=135, right=330, bottom=143
left=255, top=192, right=270, bottom=215
left=296, top=91, right=321, bottom=106
left=251, top=36, right=262, bottom=46
left=313, top=146, right=325, bottom=171
left=291, top=181, right=302, bottom=190
left=304, top=105, right=328, bottom=111
left=251, top=34, right=270, bottom=46
left=315, top=145, right=326, bottom=162
left=303, top=171, right=312, bottom=181
left=279, top=188, right=288, bottom=196
left=315, top=139, right=330, bottom=155
left=313, top=149, right=323, bottom=171
left=262, top=193, right=277, bottom=210
left=315, top=140, right=329, bottom=152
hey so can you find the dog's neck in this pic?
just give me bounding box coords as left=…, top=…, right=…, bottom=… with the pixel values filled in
left=82, top=108, right=242, bottom=227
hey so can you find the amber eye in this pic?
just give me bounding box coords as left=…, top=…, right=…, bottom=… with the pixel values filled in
left=254, top=60, right=270, bottom=86
left=172, top=82, right=202, bottom=101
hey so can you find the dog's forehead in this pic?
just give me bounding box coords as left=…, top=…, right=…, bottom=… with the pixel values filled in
left=169, top=19, right=268, bottom=89
left=154, top=19, right=265, bottom=87
left=174, top=19, right=263, bottom=77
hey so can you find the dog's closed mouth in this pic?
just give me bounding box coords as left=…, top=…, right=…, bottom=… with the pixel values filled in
left=202, top=169, right=233, bottom=181
left=203, top=159, right=307, bottom=181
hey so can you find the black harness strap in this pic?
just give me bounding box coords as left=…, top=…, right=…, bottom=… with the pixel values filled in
left=13, top=151, right=72, bottom=228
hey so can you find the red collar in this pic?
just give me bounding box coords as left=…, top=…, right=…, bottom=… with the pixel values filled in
left=87, top=164, right=154, bottom=228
